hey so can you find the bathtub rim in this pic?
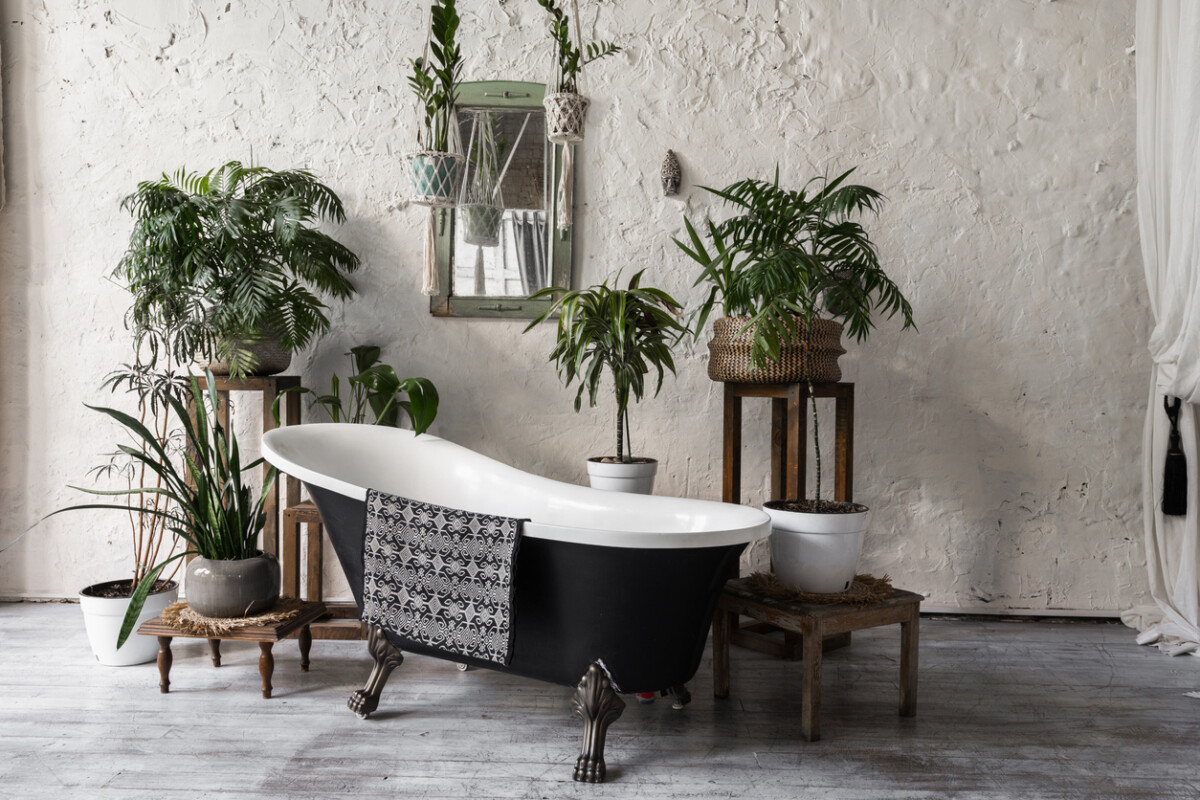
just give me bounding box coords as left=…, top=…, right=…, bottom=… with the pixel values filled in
left=262, top=424, right=771, bottom=550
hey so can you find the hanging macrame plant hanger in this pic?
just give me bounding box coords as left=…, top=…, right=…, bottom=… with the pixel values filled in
left=544, top=0, right=589, bottom=231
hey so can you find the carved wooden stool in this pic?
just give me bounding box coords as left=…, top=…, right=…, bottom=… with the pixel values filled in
left=713, top=580, right=920, bottom=741
left=137, top=601, right=326, bottom=699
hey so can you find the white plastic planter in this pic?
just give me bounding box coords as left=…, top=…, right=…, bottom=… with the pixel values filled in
left=586, top=458, right=657, bottom=495
left=79, top=580, right=178, bottom=666
left=764, top=502, right=870, bottom=593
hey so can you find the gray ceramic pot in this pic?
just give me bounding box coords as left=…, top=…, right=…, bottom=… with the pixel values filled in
left=185, top=552, right=281, bottom=618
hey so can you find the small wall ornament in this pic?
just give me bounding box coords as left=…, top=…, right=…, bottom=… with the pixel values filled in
left=661, top=150, right=681, bottom=196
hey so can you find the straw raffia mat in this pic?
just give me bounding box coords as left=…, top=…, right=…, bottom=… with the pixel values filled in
left=160, top=596, right=305, bottom=636
left=745, top=572, right=893, bottom=607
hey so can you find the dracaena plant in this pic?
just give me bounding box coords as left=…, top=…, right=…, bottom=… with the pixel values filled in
left=676, top=167, right=915, bottom=368
left=273, top=345, right=439, bottom=435
left=116, top=161, right=361, bottom=377
left=524, top=271, right=687, bottom=463
left=49, top=371, right=276, bottom=647
left=536, top=0, right=621, bottom=94
left=409, top=0, right=463, bottom=152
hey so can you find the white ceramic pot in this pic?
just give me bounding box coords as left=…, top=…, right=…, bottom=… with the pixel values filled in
left=586, top=457, right=658, bottom=495
left=764, top=501, right=870, bottom=593
left=79, top=579, right=179, bottom=666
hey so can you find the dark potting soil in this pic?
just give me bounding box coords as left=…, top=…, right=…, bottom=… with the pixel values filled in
left=764, top=499, right=869, bottom=514
left=80, top=579, right=176, bottom=599
left=591, top=457, right=656, bottom=464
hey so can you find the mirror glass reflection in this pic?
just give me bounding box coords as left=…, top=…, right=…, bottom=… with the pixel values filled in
left=451, top=107, right=551, bottom=297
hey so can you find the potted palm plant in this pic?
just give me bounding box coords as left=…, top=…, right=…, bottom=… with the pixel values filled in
left=676, top=167, right=915, bottom=592
left=52, top=371, right=280, bottom=649
left=273, top=345, right=439, bottom=434
left=71, top=359, right=187, bottom=666
left=406, top=0, right=465, bottom=207
left=524, top=271, right=687, bottom=494
left=116, top=161, right=361, bottom=377
left=536, top=0, right=621, bottom=144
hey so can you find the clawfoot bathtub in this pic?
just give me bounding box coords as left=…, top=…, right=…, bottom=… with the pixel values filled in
left=262, top=424, right=770, bottom=782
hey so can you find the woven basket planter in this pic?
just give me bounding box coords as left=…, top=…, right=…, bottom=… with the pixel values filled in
left=707, top=316, right=846, bottom=384
left=459, top=203, right=504, bottom=247
left=404, top=150, right=465, bottom=208
left=543, top=92, right=590, bottom=144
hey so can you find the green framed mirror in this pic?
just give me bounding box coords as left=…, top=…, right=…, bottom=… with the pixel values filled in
left=429, top=81, right=573, bottom=319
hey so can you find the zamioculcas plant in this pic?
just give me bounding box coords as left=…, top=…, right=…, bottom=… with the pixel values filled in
left=525, top=271, right=686, bottom=494
left=409, top=0, right=463, bottom=154
left=536, top=0, right=621, bottom=145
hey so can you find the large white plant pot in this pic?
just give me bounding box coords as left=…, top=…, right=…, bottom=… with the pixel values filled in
left=765, top=502, right=870, bottom=593
left=79, top=579, right=179, bottom=666
left=586, top=458, right=658, bottom=495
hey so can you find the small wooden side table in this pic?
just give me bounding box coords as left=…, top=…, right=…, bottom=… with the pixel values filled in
left=137, top=601, right=326, bottom=699
left=713, top=579, right=920, bottom=742
left=721, top=381, right=856, bottom=659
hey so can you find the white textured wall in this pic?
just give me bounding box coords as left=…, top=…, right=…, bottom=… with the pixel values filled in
left=0, top=0, right=1148, bottom=612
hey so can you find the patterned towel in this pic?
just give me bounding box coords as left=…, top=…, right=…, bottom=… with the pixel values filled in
left=361, top=489, right=524, bottom=666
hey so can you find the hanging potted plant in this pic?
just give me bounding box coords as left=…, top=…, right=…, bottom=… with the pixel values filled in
left=524, top=271, right=687, bottom=494
left=116, top=161, right=361, bottom=378
left=536, top=0, right=621, bottom=144
left=49, top=371, right=281, bottom=650
left=458, top=110, right=506, bottom=247
left=676, top=167, right=915, bottom=592
left=405, top=0, right=465, bottom=208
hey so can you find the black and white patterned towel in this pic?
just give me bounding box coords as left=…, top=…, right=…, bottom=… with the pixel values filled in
left=361, top=489, right=524, bottom=666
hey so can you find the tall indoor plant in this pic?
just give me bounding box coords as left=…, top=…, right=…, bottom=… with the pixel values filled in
left=536, top=0, right=621, bottom=144
left=53, top=371, right=280, bottom=648
left=524, top=271, right=686, bottom=494
left=406, top=0, right=465, bottom=207
left=677, top=167, right=915, bottom=591
left=116, top=161, right=361, bottom=377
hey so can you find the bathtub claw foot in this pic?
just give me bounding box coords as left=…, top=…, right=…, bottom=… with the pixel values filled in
left=348, top=625, right=404, bottom=719
left=666, top=684, right=691, bottom=710
left=571, top=662, right=626, bottom=783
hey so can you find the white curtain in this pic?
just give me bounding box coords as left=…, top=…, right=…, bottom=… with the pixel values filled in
left=1121, top=0, right=1200, bottom=656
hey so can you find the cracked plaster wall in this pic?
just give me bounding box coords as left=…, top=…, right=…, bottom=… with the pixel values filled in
left=0, top=0, right=1149, bottom=612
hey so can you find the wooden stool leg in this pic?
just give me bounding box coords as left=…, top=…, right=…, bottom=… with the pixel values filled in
left=259, top=642, right=275, bottom=699
left=713, top=608, right=732, bottom=698
left=156, top=637, right=173, bottom=694
left=900, top=609, right=919, bottom=717
left=801, top=620, right=822, bottom=742
left=299, top=625, right=312, bottom=672
left=208, top=638, right=221, bottom=668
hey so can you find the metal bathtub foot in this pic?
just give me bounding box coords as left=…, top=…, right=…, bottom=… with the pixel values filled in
left=348, top=625, right=404, bottom=719
left=571, top=662, right=626, bottom=783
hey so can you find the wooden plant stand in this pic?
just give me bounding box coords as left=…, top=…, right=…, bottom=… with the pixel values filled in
left=282, top=501, right=366, bottom=640
left=721, top=381, right=855, bottom=659
left=713, top=579, right=920, bottom=741
left=137, top=601, right=326, bottom=699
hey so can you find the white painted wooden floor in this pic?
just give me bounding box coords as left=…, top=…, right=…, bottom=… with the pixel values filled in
left=2, top=602, right=1198, bottom=800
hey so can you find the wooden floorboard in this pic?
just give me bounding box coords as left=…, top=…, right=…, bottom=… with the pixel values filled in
left=0, top=603, right=1197, bottom=799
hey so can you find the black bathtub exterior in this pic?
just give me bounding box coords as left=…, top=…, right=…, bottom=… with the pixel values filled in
left=309, top=484, right=745, bottom=692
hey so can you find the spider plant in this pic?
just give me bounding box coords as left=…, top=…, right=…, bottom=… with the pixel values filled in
left=272, top=345, right=439, bottom=434
left=524, top=271, right=686, bottom=463
left=536, top=0, right=621, bottom=94
left=677, top=167, right=915, bottom=367
left=116, top=161, right=361, bottom=377
left=49, top=371, right=276, bottom=647
left=409, top=0, right=462, bottom=152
